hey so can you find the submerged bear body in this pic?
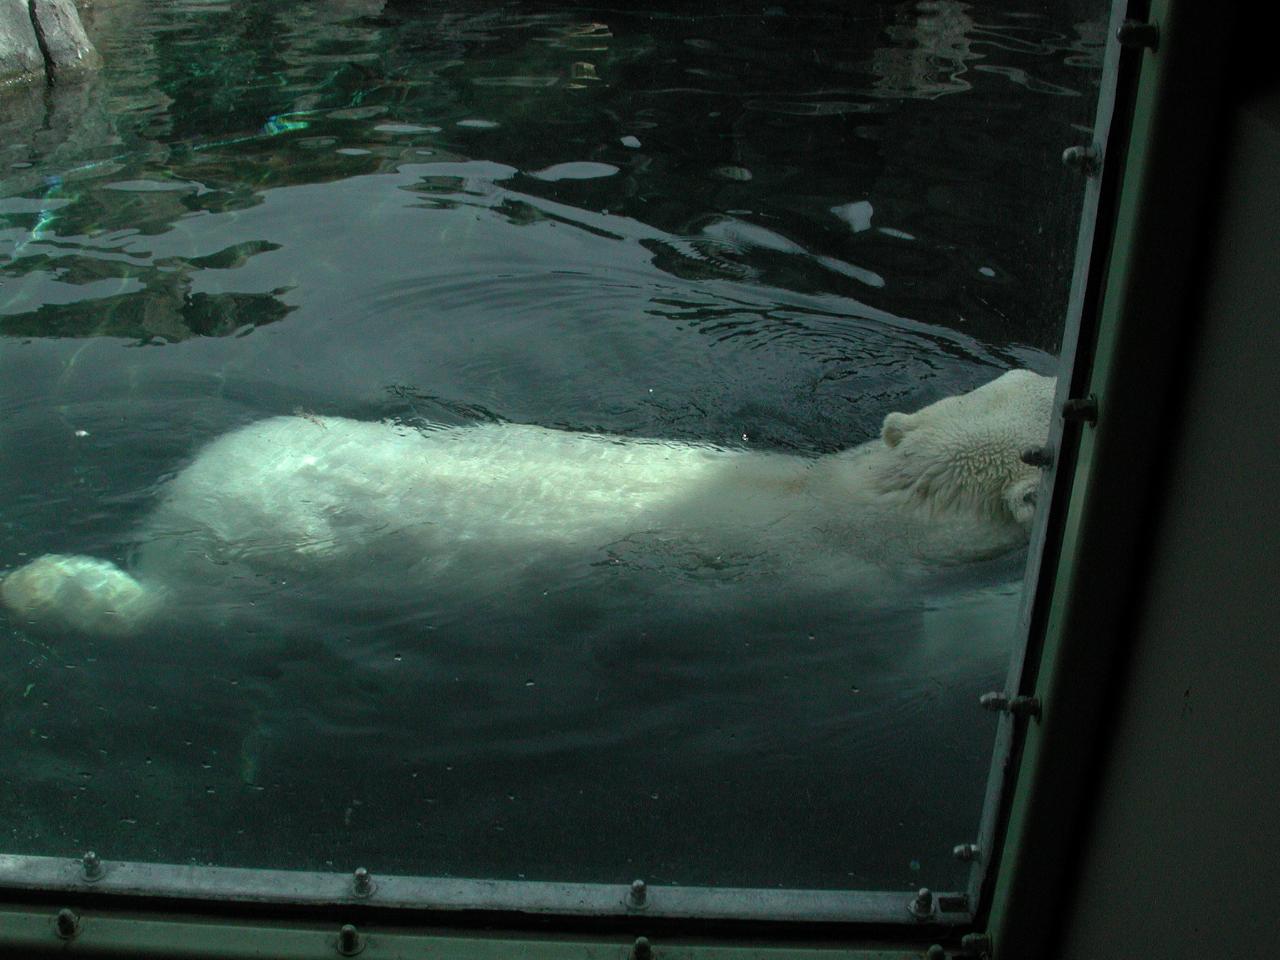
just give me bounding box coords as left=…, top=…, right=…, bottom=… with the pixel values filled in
left=1, top=369, right=1056, bottom=637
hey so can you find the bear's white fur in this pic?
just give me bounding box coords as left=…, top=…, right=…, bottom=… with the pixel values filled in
left=1, top=369, right=1055, bottom=637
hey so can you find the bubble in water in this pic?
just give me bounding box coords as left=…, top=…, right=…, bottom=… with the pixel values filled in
left=374, top=123, right=433, bottom=134
left=831, top=200, right=873, bottom=232
left=528, top=161, right=618, bottom=182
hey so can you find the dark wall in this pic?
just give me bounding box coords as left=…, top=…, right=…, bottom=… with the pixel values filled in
left=1056, top=81, right=1280, bottom=960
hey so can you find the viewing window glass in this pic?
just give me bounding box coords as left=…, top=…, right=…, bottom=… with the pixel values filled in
left=0, top=0, right=1117, bottom=922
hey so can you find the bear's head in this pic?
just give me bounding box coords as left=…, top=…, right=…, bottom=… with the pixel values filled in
left=875, top=369, right=1057, bottom=530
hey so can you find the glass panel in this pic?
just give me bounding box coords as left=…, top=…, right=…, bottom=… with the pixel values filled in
left=1, top=0, right=1109, bottom=904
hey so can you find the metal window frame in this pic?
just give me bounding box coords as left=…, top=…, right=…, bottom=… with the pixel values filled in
left=0, top=906, right=927, bottom=960
left=962, top=0, right=1136, bottom=918
left=0, top=854, right=970, bottom=926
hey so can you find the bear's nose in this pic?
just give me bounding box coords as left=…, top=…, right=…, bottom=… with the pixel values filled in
left=1022, top=488, right=1037, bottom=506
left=1020, top=445, right=1053, bottom=468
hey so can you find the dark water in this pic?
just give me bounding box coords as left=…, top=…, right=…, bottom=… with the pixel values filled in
left=0, top=0, right=1104, bottom=893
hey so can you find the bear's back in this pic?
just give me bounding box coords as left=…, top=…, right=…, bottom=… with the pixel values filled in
left=143, top=417, right=814, bottom=565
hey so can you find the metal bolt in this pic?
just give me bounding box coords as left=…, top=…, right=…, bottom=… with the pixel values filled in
left=1061, top=145, right=1101, bottom=177
left=1020, top=445, right=1054, bottom=469
left=54, top=908, right=80, bottom=940
left=352, top=866, right=374, bottom=898
left=631, top=936, right=653, bottom=960
left=952, top=842, right=981, bottom=862
left=1116, top=19, right=1159, bottom=50
left=980, top=691, right=1042, bottom=719
left=980, top=691, right=1008, bottom=712
left=336, top=923, right=365, bottom=956
left=80, top=850, right=104, bottom=882
left=1062, top=395, right=1099, bottom=425
left=908, top=887, right=935, bottom=920
left=627, top=878, right=648, bottom=909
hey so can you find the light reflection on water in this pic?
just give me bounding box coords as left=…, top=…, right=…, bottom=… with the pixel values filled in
left=1, top=0, right=1102, bottom=891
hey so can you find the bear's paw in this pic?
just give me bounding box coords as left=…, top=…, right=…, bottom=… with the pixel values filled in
left=1, top=554, right=157, bottom=636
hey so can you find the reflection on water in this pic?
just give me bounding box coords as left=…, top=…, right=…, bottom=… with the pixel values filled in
left=1, top=0, right=1102, bottom=891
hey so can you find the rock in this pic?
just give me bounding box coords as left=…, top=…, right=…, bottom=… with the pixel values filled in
left=0, top=0, right=44, bottom=85
left=30, top=0, right=100, bottom=79
left=0, top=0, right=99, bottom=86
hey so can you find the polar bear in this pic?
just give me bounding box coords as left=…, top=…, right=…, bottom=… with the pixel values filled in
left=1, top=368, right=1055, bottom=638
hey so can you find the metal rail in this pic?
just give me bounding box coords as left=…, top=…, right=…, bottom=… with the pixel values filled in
left=0, top=853, right=971, bottom=927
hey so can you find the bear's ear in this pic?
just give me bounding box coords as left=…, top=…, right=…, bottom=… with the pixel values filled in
left=882, top=411, right=914, bottom=448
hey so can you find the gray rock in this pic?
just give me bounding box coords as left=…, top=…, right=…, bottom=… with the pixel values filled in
left=30, top=0, right=101, bottom=79
left=1, top=0, right=99, bottom=86
left=0, top=0, right=44, bottom=86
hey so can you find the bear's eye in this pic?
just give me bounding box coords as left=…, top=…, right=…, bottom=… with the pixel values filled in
left=1022, top=489, right=1037, bottom=506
